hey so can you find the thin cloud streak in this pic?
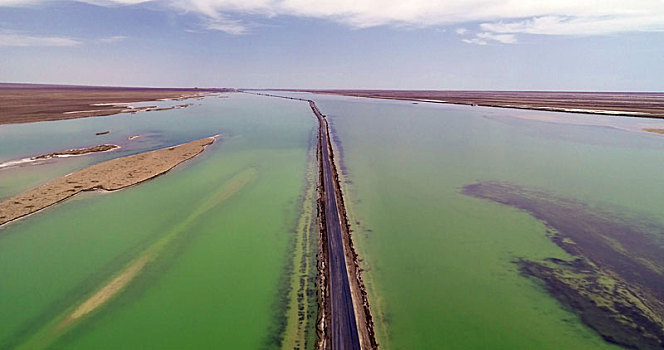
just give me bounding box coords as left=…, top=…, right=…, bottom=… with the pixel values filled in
left=98, top=35, right=127, bottom=43
left=204, top=15, right=249, bottom=34
left=480, top=15, right=664, bottom=35
left=455, top=27, right=467, bottom=35
left=0, top=31, right=81, bottom=47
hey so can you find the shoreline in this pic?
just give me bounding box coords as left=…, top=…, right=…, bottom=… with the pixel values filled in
left=0, top=84, right=233, bottom=125
left=308, top=95, right=377, bottom=349
left=280, top=131, right=319, bottom=350
left=372, top=95, right=664, bottom=119
left=0, top=136, right=216, bottom=228
left=321, top=108, right=378, bottom=349
left=263, top=90, right=664, bottom=120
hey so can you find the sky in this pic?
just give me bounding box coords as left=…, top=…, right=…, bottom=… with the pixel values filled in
left=0, top=0, right=663, bottom=90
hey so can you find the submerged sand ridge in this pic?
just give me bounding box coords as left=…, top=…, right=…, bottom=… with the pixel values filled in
left=15, top=168, right=256, bottom=350
left=0, top=136, right=215, bottom=227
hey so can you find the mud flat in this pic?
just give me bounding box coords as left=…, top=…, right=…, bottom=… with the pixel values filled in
left=0, top=83, right=233, bottom=125
left=296, top=90, right=664, bottom=119
left=463, top=182, right=664, bottom=350
left=0, top=136, right=215, bottom=226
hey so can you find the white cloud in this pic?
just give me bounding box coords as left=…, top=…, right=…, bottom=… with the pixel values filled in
left=0, top=0, right=42, bottom=5
left=0, top=31, right=81, bottom=47
left=462, top=37, right=487, bottom=45
left=480, top=15, right=664, bottom=35
left=98, top=35, right=127, bottom=43
left=2, top=0, right=663, bottom=37
left=204, top=16, right=248, bottom=34
left=477, top=32, right=517, bottom=44
left=462, top=32, right=517, bottom=45
left=76, top=0, right=152, bottom=5
left=455, top=27, right=467, bottom=35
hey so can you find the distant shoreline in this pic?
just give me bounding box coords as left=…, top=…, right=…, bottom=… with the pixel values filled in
left=0, top=83, right=234, bottom=125
left=253, top=89, right=664, bottom=119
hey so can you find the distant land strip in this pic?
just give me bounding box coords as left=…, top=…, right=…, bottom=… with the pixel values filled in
left=287, top=90, right=664, bottom=119
left=0, top=136, right=216, bottom=227
left=0, top=83, right=234, bottom=125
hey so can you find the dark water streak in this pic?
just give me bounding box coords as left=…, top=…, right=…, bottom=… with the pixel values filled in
left=463, top=182, right=664, bottom=349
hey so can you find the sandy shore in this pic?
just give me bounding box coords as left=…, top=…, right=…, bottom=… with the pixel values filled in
left=0, top=136, right=215, bottom=226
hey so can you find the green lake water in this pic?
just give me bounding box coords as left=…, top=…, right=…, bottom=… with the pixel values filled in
left=4, top=91, right=664, bottom=349
left=0, top=93, right=316, bottom=348
left=288, top=92, right=664, bottom=350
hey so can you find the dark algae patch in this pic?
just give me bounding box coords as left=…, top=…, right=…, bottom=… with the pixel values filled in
left=462, top=182, right=664, bottom=350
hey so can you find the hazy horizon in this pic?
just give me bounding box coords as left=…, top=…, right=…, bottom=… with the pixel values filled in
left=1, top=1, right=663, bottom=91
left=4, top=82, right=664, bottom=93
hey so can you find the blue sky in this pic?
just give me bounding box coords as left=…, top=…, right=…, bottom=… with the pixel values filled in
left=0, top=0, right=662, bottom=90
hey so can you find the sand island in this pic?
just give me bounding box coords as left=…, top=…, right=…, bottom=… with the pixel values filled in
left=0, top=136, right=215, bottom=227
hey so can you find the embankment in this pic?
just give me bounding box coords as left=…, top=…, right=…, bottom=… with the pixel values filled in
left=244, top=91, right=377, bottom=349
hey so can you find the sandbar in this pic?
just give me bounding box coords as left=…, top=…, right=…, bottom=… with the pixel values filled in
left=0, top=136, right=215, bottom=226
left=33, top=144, right=120, bottom=159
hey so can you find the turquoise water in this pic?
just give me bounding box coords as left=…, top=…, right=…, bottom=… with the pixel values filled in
left=4, top=90, right=664, bottom=349
left=0, top=97, right=226, bottom=198
left=0, top=93, right=316, bottom=348
left=281, top=92, right=664, bottom=349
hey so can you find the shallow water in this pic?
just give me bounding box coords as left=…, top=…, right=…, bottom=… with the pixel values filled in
left=283, top=92, right=664, bottom=349
left=4, top=91, right=664, bottom=349
left=0, top=94, right=316, bottom=348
